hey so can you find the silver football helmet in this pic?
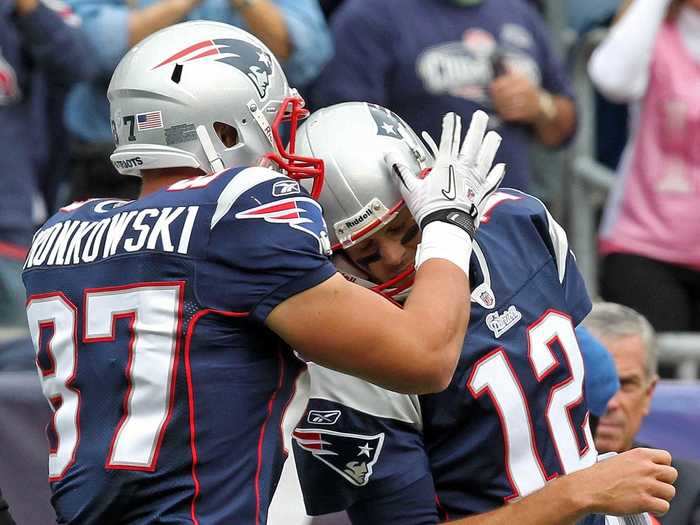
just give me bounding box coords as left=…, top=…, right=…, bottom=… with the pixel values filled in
left=295, top=102, right=432, bottom=300
left=108, top=21, right=322, bottom=194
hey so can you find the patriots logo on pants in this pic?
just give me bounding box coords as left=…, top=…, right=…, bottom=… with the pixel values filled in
left=153, top=38, right=274, bottom=98
left=293, top=428, right=384, bottom=486
left=235, top=197, right=332, bottom=255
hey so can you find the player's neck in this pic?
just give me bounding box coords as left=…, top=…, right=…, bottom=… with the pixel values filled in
left=139, top=168, right=205, bottom=198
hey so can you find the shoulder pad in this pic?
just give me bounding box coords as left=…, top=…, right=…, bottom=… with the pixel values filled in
left=210, top=167, right=294, bottom=229
left=484, top=189, right=569, bottom=283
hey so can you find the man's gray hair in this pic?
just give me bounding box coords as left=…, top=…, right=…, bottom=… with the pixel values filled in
left=584, top=302, right=658, bottom=380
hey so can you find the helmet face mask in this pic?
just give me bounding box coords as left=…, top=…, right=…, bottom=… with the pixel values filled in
left=263, top=96, right=325, bottom=199
left=295, top=102, right=432, bottom=302
left=107, top=21, right=316, bottom=182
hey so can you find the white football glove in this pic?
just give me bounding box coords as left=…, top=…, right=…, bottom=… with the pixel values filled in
left=385, top=110, right=505, bottom=239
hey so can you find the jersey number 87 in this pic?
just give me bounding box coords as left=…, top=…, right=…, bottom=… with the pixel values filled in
left=26, top=282, right=184, bottom=480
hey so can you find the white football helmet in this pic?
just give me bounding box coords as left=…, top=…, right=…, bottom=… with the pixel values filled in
left=295, top=102, right=433, bottom=301
left=108, top=21, right=322, bottom=195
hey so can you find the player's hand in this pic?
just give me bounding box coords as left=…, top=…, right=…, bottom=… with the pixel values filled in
left=385, top=111, right=505, bottom=239
left=572, top=448, right=677, bottom=517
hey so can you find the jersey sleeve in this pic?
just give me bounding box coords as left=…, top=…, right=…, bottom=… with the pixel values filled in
left=202, top=167, right=336, bottom=322
left=347, top=473, right=438, bottom=525
left=527, top=192, right=592, bottom=325
left=547, top=215, right=592, bottom=325
left=293, top=363, right=430, bottom=517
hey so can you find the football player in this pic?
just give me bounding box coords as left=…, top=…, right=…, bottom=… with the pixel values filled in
left=291, top=102, right=677, bottom=525
left=21, top=22, right=506, bottom=524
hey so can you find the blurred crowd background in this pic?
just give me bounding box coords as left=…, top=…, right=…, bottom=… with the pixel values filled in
left=0, top=0, right=699, bottom=523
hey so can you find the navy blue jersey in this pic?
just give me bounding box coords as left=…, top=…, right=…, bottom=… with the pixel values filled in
left=293, top=190, right=604, bottom=523
left=22, top=167, right=336, bottom=525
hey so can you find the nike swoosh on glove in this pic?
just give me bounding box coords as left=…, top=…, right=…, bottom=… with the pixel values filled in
left=386, top=110, right=506, bottom=239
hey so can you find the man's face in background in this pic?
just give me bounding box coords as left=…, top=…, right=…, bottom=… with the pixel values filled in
left=595, top=334, right=658, bottom=453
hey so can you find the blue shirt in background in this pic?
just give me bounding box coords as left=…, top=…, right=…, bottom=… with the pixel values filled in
left=0, top=1, right=96, bottom=248
left=64, top=0, right=333, bottom=143
left=311, top=0, right=576, bottom=190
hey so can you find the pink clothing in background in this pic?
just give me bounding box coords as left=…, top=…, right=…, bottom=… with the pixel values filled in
left=599, top=22, right=700, bottom=269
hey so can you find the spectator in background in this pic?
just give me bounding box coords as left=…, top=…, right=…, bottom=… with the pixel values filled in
left=310, top=0, right=577, bottom=191
left=589, top=0, right=700, bottom=333
left=0, top=0, right=96, bottom=369
left=585, top=302, right=700, bottom=525
left=64, top=0, right=332, bottom=200
left=565, top=0, right=629, bottom=173
left=319, top=0, right=343, bottom=18
left=567, top=0, right=620, bottom=34
left=32, top=1, right=91, bottom=215
left=321, top=0, right=545, bottom=20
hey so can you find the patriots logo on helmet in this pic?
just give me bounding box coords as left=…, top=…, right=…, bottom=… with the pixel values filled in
left=293, top=428, right=384, bottom=486
left=367, top=103, right=407, bottom=140
left=153, top=38, right=274, bottom=98
left=235, top=197, right=332, bottom=255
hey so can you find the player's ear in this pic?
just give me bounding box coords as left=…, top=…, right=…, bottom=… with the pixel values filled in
left=214, top=122, right=239, bottom=148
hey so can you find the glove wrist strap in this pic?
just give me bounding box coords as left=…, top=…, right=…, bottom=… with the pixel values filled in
left=419, top=208, right=476, bottom=240
left=415, top=221, right=473, bottom=278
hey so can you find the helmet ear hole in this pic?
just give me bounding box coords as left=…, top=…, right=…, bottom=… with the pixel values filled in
left=214, top=122, right=239, bottom=148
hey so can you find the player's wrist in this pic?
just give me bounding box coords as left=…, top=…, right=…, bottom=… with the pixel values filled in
left=552, top=468, right=601, bottom=517
left=415, top=221, right=473, bottom=278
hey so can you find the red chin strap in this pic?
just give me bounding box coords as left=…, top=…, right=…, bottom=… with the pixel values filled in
left=372, top=265, right=415, bottom=301
left=340, top=251, right=415, bottom=306
left=263, top=95, right=325, bottom=199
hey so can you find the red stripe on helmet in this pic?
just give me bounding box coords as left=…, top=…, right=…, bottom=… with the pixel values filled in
left=152, top=40, right=214, bottom=70
left=185, top=48, right=220, bottom=62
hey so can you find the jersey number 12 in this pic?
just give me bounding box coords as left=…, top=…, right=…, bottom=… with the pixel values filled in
left=467, top=310, right=597, bottom=498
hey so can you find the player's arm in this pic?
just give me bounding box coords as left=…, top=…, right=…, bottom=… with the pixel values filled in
left=268, top=111, right=506, bottom=394
left=445, top=448, right=677, bottom=525
left=270, top=260, right=467, bottom=394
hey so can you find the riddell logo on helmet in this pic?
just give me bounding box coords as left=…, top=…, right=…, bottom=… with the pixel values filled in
left=113, top=157, right=143, bottom=170
left=345, top=206, right=374, bottom=229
